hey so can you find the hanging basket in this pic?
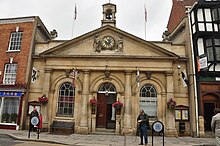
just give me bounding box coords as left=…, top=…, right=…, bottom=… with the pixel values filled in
left=38, top=94, right=48, bottom=104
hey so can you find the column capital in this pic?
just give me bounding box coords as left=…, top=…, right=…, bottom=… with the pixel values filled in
left=124, top=70, right=132, bottom=74
left=45, top=68, right=53, bottom=73
left=82, top=69, right=91, bottom=74
left=165, top=70, right=174, bottom=76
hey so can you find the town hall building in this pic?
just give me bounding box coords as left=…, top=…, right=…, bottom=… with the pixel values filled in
left=26, top=3, right=189, bottom=136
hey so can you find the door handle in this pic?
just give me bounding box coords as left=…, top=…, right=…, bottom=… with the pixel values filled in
left=99, top=114, right=103, bottom=117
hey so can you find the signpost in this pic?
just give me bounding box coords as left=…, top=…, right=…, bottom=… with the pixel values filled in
left=28, top=116, right=40, bottom=139
left=152, top=121, right=164, bottom=146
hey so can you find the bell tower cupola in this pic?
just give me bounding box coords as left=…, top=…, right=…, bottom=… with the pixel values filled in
left=101, top=3, right=116, bottom=27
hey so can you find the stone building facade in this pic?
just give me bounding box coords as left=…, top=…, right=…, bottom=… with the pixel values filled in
left=26, top=3, right=190, bottom=136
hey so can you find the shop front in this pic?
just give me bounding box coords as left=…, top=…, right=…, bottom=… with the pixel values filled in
left=0, top=91, right=23, bottom=130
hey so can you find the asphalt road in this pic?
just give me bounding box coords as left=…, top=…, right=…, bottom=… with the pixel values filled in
left=0, top=135, right=66, bottom=146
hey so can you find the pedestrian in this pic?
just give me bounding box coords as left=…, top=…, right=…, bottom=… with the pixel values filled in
left=211, top=108, right=220, bottom=146
left=137, top=109, right=149, bottom=145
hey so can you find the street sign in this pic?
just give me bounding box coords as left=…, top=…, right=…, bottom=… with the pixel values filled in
left=152, top=121, right=164, bottom=146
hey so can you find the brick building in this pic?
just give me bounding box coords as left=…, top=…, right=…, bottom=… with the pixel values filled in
left=0, top=16, right=52, bottom=130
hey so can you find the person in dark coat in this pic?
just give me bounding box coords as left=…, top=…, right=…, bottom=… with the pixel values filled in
left=137, top=109, right=149, bottom=145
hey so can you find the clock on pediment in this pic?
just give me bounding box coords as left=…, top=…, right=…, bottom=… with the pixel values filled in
left=101, top=36, right=115, bottom=49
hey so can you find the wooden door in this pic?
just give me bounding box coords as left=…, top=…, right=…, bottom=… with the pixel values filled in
left=96, top=94, right=107, bottom=128
left=204, top=102, right=215, bottom=131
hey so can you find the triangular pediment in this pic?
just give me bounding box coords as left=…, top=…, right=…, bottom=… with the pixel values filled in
left=40, top=25, right=179, bottom=59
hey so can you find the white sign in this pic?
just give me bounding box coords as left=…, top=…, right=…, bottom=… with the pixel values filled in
left=199, top=55, right=208, bottom=69
left=153, top=121, right=163, bottom=132
left=31, top=117, right=39, bottom=126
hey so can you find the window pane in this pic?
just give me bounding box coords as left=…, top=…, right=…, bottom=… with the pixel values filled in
left=205, top=9, right=212, bottom=21
left=3, top=64, right=17, bottom=85
left=197, top=9, right=204, bottom=21
left=139, top=84, right=157, bottom=118
left=198, top=23, right=205, bottom=31
left=191, top=11, right=195, bottom=24
left=206, top=39, right=213, bottom=46
left=197, top=38, right=205, bottom=55
left=8, top=32, right=23, bottom=51
left=57, top=82, right=75, bottom=116
left=216, top=47, right=220, bottom=61
left=206, top=23, right=213, bottom=31
left=207, top=47, right=214, bottom=61
left=1, top=97, right=19, bottom=123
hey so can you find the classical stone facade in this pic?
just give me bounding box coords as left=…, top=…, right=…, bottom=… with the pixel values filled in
left=26, top=24, right=190, bottom=137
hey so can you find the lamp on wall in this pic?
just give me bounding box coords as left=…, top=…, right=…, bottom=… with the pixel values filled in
left=9, top=57, right=13, bottom=64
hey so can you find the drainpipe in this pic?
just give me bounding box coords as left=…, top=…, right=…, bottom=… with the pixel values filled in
left=187, top=2, right=199, bottom=137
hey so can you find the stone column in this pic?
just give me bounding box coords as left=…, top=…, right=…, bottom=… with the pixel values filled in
left=165, top=71, right=178, bottom=137
left=79, top=70, right=90, bottom=133
left=122, top=70, right=132, bottom=134
left=42, top=68, right=52, bottom=129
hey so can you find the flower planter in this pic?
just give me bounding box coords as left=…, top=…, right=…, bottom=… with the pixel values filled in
left=89, top=97, right=97, bottom=114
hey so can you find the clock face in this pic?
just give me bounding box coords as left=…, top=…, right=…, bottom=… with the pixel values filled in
left=101, top=36, right=115, bottom=49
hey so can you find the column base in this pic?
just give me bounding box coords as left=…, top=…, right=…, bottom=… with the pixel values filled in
left=121, top=127, right=134, bottom=135
left=76, top=126, right=89, bottom=134
left=199, top=116, right=205, bottom=137
left=165, top=128, right=178, bottom=137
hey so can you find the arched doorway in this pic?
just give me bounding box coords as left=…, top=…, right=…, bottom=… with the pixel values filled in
left=202, top=93, right=220, bottom=131
left=96, top=83, right=116, bottom=129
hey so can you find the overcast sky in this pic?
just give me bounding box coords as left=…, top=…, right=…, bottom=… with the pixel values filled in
left=0, top=0, right=172, bottom=41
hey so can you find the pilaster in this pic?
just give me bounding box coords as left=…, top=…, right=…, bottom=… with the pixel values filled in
left=165, top=71, right=178, bottom=137
left=78, top=70, right=90, bottom=134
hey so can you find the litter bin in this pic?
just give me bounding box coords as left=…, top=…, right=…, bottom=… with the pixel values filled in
left=179, top=121, right=185, bottom=133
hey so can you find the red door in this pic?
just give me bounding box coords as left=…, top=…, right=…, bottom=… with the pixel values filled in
left=96, top=94, right=107, bottom=128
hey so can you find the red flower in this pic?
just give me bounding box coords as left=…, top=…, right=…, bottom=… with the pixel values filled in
left=112, top=101, right=123, bottom=110
left=167, top=98, right=176, bottom=110
left=89, top=97, right=97, bottom=107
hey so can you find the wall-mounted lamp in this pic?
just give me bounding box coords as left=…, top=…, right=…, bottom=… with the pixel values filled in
left=105, top=90, right=109, bottom=96
left=177, top=65, right=181, bottom=69
left=9, top=57, right=13, bottom=64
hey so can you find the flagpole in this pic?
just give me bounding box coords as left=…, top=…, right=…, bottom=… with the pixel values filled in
left=71, top=20, right=75, bottom=38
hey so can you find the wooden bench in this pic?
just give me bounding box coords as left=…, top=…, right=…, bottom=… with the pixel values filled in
left=50, top=121, right=74, bottom=134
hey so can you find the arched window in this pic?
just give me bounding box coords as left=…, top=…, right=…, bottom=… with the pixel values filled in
left=98, top=83, right=116, bottom=94
left=139, top=84, right=157, bottom=118
left=57, top=82, right=75, bottom=116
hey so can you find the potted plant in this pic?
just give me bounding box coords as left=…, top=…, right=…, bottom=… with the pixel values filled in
left=11, top=113, right=18, bottom=123
left=167, top=98, right=176, bottom=110
left=2, top=113, right=10, bottom=123
left=112, top=100, right=123, bottom=115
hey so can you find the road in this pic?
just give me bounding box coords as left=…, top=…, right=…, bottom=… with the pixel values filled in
left=0, top=135, right=66, bottom=146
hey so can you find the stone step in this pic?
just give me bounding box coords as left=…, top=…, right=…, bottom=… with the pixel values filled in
left=93, top=128, right=116, bottom=135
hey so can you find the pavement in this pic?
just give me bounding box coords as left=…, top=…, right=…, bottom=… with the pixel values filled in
left=0, top=129, right=218, bottom=146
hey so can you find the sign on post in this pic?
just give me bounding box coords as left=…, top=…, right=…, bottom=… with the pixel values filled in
left=152, top=121, right=164, bottom=146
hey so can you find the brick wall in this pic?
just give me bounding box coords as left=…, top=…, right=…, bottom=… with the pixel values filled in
left=0, top=22, right=34, bottom=85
